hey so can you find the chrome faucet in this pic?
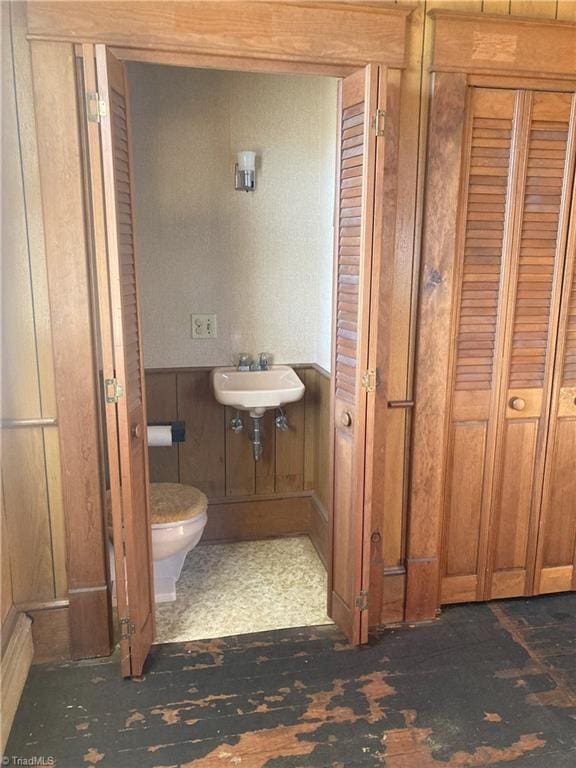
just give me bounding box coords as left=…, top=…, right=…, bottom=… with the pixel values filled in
left=250, top=352, right=269, bottom=371
left=237, top=353, right=253, bottom=371
left=238, top=352, right=270, bottom=371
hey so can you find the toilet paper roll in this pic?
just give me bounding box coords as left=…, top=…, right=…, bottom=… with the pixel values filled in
left=147, top=425, right=172, bottom=447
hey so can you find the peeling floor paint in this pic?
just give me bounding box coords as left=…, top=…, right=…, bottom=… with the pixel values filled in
left=6, top=594, right=576, bottom=767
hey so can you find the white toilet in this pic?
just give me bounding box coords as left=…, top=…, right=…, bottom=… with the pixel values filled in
left=108, top=482, right=209, bottom=603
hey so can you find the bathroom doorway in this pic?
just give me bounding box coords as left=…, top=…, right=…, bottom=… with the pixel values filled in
left=83, top=44, right=386, bottom=676
left=126, top=60, right=337, bottom=644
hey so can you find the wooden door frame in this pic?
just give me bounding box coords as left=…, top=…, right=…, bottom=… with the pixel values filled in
left=407, top=10, right=576, bottom=622
left=27, top=1, right=412, bottom=658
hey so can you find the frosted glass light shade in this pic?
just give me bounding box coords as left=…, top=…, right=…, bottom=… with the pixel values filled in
left=237, top=151, right=256, bottom=172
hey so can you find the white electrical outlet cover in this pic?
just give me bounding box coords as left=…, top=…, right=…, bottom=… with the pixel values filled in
left=191, top=314, right=217, bottom=339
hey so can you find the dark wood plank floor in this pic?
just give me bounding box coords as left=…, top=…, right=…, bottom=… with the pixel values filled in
left=5, top=594, right=576, bottom=767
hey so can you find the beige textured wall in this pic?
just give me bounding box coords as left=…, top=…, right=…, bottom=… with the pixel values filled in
left=127, top=64, right=337, bottom=371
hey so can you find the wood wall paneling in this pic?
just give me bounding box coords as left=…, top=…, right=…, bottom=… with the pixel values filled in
left=2, top=4, right=65, bottom=609
left=177, top=371, right=226, bottom=497
left=1, top=488, right=13, bottom=627
left=275, top=399, right=305, bottom=493
left=226, top=406, right=256, bottom=496
left=30, top=40, right=111, bottom=658
left=406, top=71, right=468, bottom=622
left=204, top=497, right=312, bottom=544
left=145, top=366, right=330, bottom=554
left=256, top=410, right=276, bottom=496
left=145, top=372, right=179, bottom=482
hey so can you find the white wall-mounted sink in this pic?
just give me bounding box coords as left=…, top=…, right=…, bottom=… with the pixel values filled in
left=211, top=365, right=305, bottom=417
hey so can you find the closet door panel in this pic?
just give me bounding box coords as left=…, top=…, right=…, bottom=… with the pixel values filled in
left=329, top=65, right=381, bottom=644
left=538, top=420, right=576, bottom=593
left=490, top=92, right=576, bottom=599
left=441, top=423, right=487, bottom=603
left=491, top=420, right=538, bottom=597
left=440, top=89, right=516, bottom=604
left=94, top=46, right=154, bottom=676
left=535, top=108, right=576, bottom=594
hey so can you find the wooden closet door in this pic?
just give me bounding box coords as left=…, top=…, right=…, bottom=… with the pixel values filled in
left=488, top=92, right=576, bottom=600
left=91, top=45, right=154, bottom=676
left=440, top=88, right=519, bottom=605
left=533, top=95, right=576, bottom=596
left=329, top=65, right=381, bottom=644
left=440, top=88, right=576, bottom=605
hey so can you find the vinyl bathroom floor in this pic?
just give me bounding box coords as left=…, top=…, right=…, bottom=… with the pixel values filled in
left=154, top=536, right=333, bottom=643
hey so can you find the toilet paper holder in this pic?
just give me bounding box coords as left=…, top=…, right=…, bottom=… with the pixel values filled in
left=149, top=421, right=186, bottom=443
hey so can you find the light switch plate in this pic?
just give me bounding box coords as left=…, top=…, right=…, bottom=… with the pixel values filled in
left=191, top=314, right=217, bottom=339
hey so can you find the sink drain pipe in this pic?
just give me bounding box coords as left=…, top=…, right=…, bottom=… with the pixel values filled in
left=251, top=416, right=263, bottom=462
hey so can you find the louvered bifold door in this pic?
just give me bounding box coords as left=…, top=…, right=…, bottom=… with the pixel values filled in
left=487, top=92, right=576, bottom=600
left=95, top=46, right=154, bottom=676
left=532, top=94, right=576, bottom=596
left=439, top=89, right=518, bottom=605
left=329, top=66, right=380, bottom=644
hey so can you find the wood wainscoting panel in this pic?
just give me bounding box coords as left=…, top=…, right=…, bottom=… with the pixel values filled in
left=147, top=365, right=327, bottom=504
left=310, top=496, right=329, bottom=569
left=275, top=399, right=305, bottom=493
left=314, top=369, right=332, bottom=513
left=146, top=366, right=330, bottom=551
left=255, top=410, right=276, bottom=496
left=145, top=372, right=179, bottom=482
left=226, top=406, right=256, bottom=497
left=203, top=497, right=312, bottom=543
left=2, top=430, right=55, bottom=604
left=177, top=370, right=226, bottom=497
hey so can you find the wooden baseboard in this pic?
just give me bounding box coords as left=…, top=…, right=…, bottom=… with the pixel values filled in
left=309, top=494, right=329, bottom=569
left=26, top=603, right=71, bottom=663
left=1, top=612, right=33, bottom=752
left=380, top=568, right=406, bottom=624
left=405, top=557, right=441, bottom=622
left=203, top=495, right=313, bottom=543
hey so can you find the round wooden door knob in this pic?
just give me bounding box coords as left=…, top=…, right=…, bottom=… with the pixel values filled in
left=341, top=411, right=352, bottom=427
left=132, top=423, right=143, bottom=439
left=509, top=397, right=526, bottom=411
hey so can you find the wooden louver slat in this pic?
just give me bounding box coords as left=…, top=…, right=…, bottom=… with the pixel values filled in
left=111, top=86, right=142, bottom=409
left=508, top=118, right=571, bottom=389
left=335, top=100, right=364, bottom=403
left=454, top=112, right=513, bottom=391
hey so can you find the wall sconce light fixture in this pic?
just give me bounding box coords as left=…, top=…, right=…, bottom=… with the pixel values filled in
left=235, top=150, right=256, bottom=192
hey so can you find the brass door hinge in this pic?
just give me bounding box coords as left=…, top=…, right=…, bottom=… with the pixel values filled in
left=86, top=91, right=108, bottom=123
left=104, top=377, right=124, bottom=404
left=355, top=590, right=369, bottom=611
left=361, top=369, right=377, bottom=393
left=120, top=617, right=135, bottom=640
left=372, top=108, right=386, bottom=137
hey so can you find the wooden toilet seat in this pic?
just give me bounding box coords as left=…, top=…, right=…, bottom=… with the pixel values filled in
left=106, top=482, right=208, bottom=526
